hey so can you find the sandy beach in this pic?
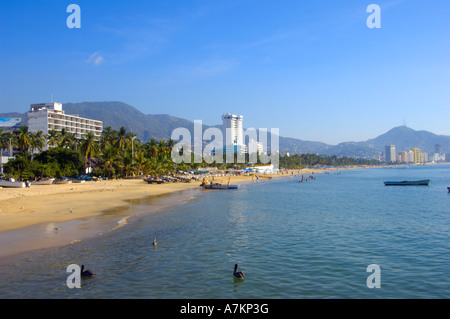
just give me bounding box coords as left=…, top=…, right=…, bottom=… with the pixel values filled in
left=0, top=178, right=200, bottom=233
left=0, top=167, right=357, bottom=258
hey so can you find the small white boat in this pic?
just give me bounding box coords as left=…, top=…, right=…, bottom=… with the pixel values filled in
left=31, top=178, right=55, bottom=185
left=0, top=179, right=26, bottom=188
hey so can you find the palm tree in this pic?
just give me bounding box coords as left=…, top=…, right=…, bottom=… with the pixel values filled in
left=116, top=126, right=128, bottom=154
left=30, top=130, right=46, bottom=160
left=166, top=138, right=175, bottom=151
left=101, top=126, right=116, bottom=150
left=80, top=132, right=99, bottom=172
left=46, top=129, right=60, bottom=148
left=147, top=138, right=159, bottom=158
left=16, top=126, right=31, bottom=159
left=58, top=128, right=69, bottom=148
left=67, top=132, right=78, bottom=150
left=159, top=140, right=169, bottom=158
left=121, top=150, right=133, bottom=177
left=148, top=157, right=164, bottom=177
left=101, top=145, right=119, bottom=179
left=0, top=129, right=10, bottom=174
left=134, top=150, right=150, bottom=176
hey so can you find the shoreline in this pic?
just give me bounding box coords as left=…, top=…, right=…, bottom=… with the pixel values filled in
left=0, top=166, right=361, bottom=259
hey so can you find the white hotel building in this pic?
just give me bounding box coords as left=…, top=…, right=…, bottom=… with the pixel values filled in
left=221, top=112, right=266, bottom=156
left=222, top=113, right=247, bottom=155
left=27, top=102, right=103, bottom=141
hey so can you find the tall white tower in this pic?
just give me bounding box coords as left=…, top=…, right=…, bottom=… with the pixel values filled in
left=222, top=113, right=244, bottom=146
left=222, top=113, right=247, bottom=155
left=384, top=144, right=396, bottom=163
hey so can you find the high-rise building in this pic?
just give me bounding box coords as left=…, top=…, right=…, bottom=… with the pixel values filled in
left=435, top=144, right=442, bottom=155
left=398, top=151, right=407, bottom=163
left=27, top=102, right=103, bottom=143
left=222, top=113, right=246, bottom=155
left=407, top=150, right=414, bottom=163
left=412, top=147, right=421, bottom=164
left=222, top=113, right=244, bottom=146
left=385, top=145, right=396, bottom=163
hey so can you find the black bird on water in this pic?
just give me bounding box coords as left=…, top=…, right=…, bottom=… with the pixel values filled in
left=81, top=265, right=95, bottom=277
left=233, top=264, right=245, bottom=279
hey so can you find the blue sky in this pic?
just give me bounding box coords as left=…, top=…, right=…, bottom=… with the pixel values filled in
left=1, top=0, right=449, bottom=144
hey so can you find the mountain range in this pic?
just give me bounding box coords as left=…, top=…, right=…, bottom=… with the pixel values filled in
left=2, top=101, right=450, bottom=158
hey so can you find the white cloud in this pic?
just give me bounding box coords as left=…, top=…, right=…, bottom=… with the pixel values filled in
left=85, top=52, right=105, bottom=66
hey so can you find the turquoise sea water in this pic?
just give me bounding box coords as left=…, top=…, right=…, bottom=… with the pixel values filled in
left=0, top=165, right=449, bottom=299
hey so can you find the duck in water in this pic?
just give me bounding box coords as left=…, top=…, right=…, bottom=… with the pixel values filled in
left=233, top=264, right=245, bottom=280
left=81, top=265, right=95, bottom=277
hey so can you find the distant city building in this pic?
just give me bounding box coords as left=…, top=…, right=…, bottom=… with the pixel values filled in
left=222, top=113, right=244, bottom=146
left=222, top=113, right=246, bottom=155
left=385, top=145, right=396, bottom=163
left=431, top=153, right=442, bottom=163
left=407, top=150, right=414, bottom=163
left=446, top=153, right=450, bottom=162
left=421, top=152, right=428, bottom=163
left=248, top=138, right=264, bottom=155
left=412, top=147, right=421, bottom=164
left=398, top=151, right=407, bottom=163
left=27, top=102, right=103, bottom=143
left=435, top=144, right=442, bottom=155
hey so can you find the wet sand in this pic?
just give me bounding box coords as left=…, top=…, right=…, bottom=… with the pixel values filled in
left=0, top=187, right=202, bottom=259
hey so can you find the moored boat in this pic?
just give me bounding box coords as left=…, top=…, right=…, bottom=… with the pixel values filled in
left=145, top=178, right=165, bottom=184
left=0, top=179, right=26, bottom=188
left=31, top=178, right=55, bottom=185
left=201, top=183, right=238, bottom=190
left=447, top=187, right=450, bottom=193
left=384, top=179, right=430, bottom=186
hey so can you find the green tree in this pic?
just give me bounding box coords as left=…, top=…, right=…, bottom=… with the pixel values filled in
left=16, top=126, right=31, bottom=159
left=0, top=129, right=9, bottom=174
left=101, top=126, right=116, bottom=150
left=80, top=132, right=99, bottom=171
left=34, top=147, right=84, bottom=177
left=121, top=150, right=134, bottom=177
left=46, top=129, right=60, bottom=148
left=116, top=126, right=128, bottom=155
left=30, top=130, right=46, bottom=158
left=101, top=145, right=119, bottom=178
left=147, top=138, right=159, bottom=158
left=58, top=128, right=70, bottom=148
